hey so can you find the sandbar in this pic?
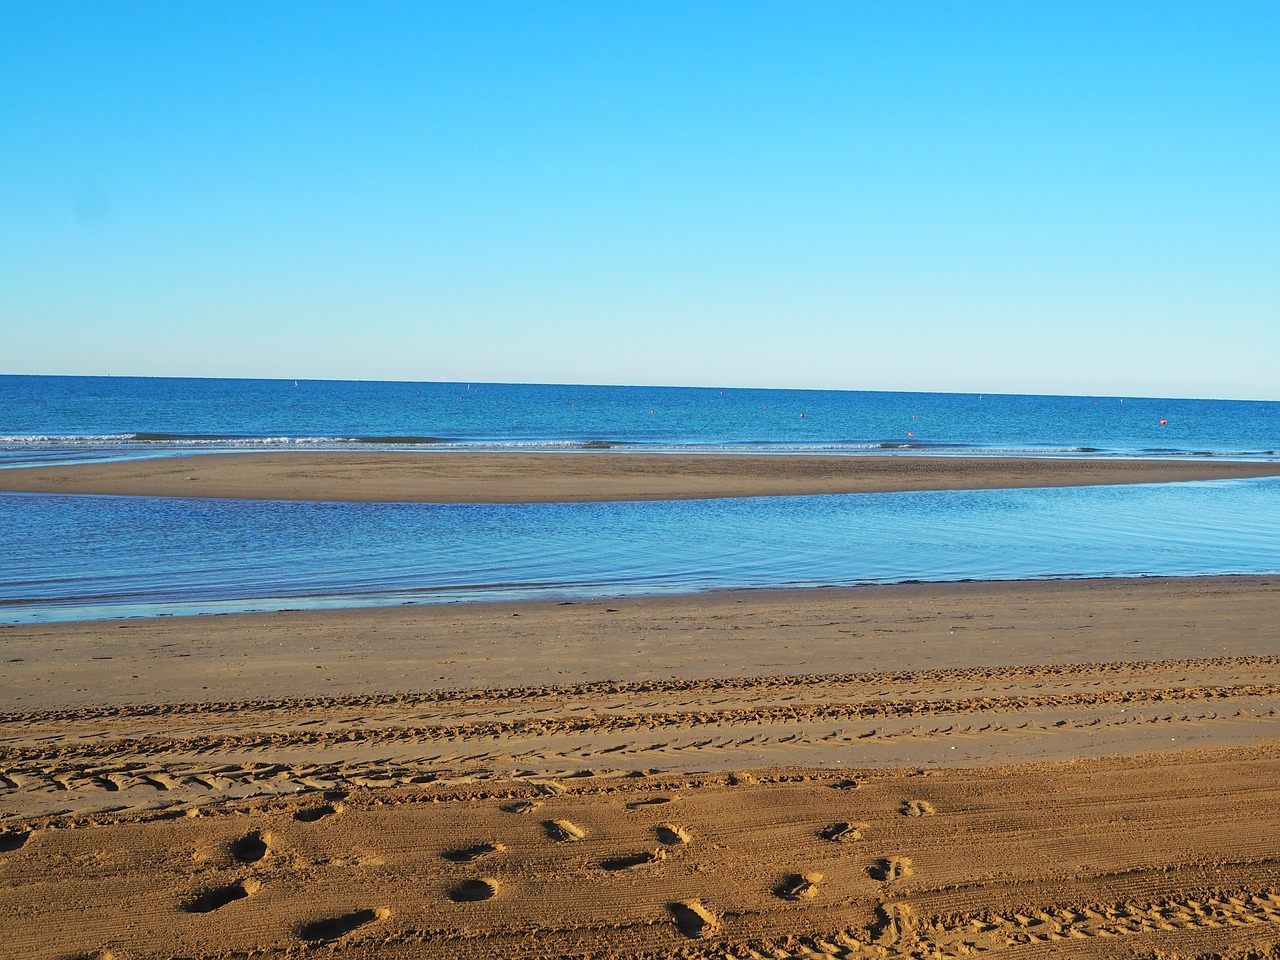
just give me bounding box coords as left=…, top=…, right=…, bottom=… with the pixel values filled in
left=2, top=450, right=1280, bottom=502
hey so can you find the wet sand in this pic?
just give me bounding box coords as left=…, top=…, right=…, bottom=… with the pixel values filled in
left=3, top=576, right=1280, bottom=958
left=3, top=450, right=1280, bottom=502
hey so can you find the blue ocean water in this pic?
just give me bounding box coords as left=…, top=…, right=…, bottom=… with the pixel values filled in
left=2, top=376, right=1278, bottom=623
left=2, top=375, right=1277, bottom=466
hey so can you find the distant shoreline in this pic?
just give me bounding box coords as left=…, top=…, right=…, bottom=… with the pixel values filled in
left=3, top=450, right=1280, bottom=503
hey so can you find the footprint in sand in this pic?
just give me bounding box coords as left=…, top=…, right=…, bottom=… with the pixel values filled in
left=447, top=878, right=499, bottom=902
left=668, top=899, right=720, bottom=938
left=819, top=821, right=867, bottom=842
left=870, top=856, right=914, bottom=881
left=626, top=796, right=677, bottom=810
left=182, top=878, right=261, bottom=913
left=297, top=907, right=391, bottom=943
left=869, top=903, right=915, bottom=946
left=501, top=799, right=543, bottom=815
left=900, top=799, right=936, bottom=817
left=544, top=819, right=586, bottom=842
left=656, top=823, right=692, bottom=846
left=442, top=842, right=506, bottom=863
left=229, top=830, right=270, bottom=864
left=774, top=872, right=824, bottom=900
left=600, top=850, right=666, bottom=871
left=294, top=802, right=341, bottom=823
left=0, top=830, right=31, bottom=853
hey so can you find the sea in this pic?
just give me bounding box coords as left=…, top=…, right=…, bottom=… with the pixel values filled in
left=2, top=375, right=1278, bottom=623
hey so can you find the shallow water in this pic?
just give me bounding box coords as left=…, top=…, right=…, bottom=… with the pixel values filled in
left=4, top=478, right=1279, bottom=623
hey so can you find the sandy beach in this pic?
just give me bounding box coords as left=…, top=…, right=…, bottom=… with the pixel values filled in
left=3, top=574, right=1279, bottom=958
left=4, top=450, right=1280, bottom=502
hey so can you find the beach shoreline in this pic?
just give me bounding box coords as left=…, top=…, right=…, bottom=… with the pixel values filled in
left=2, top=450, right=1280, bottom=502
left=6, top=574, right=1278, bottom=708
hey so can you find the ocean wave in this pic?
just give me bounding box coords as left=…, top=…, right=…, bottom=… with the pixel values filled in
left=1, top=434, right=1277, bottom=463
left=0, top=433, right=450, bottom=447
left=0, top=434, right=138, bottom=444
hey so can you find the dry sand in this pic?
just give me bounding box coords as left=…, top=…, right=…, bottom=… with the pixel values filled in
left=3, top=576, right=1280, bottom=958
left=3, top=450, right=1280, bottom=502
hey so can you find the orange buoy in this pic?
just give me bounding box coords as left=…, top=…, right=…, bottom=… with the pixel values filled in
left=1159, top=419, right=1167, bottom=425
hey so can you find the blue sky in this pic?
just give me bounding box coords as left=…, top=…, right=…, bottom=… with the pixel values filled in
left=3, top=2, right=1277, bottom=399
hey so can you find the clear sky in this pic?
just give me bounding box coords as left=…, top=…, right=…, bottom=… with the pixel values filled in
left=2, top=2, right=1277, bottom=399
